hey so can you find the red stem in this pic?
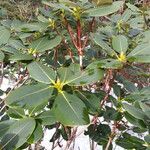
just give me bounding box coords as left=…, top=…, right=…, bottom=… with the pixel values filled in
left=77, top=20, right=82, bottom=56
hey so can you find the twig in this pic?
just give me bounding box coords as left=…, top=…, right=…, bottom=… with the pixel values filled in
left=91, top=140, right=95, bottom=150
left=0, top=104, right=6, bottom=113
left=51, top=123, right=60, bottom=150
left=0, top=99, right=5, bottom=106
left=65, top=127, right=78, bottom=150
left=0, top=62, right=4, bottom=87
left=100, top=69, right=115, bottom=107
left=55, top=28, right=75, bottom=63
left=89, top=17, right=95, bottom=32
left=105, top=122, right=118, bottom=150
left=66, top=20, right=78, bottom=50
left=76, top=19, right=84, bottom=68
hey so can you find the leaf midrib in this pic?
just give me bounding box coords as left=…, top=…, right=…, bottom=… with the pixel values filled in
left=61, top=92, right=81, bottom=122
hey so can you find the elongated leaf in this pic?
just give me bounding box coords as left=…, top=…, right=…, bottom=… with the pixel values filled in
left=128, top=44, right=150, bottom=57
left=42, top=1, right=72, bottom=12
left=124, top=112, right=147, bottom=129
left=53, top=92, right=90, bottom=126
left=88, top=59, right=123, bottom=69
left=57, top=64, right=80, bottom=82
left=67, top=67, right=103, bottom=86
left=92, top=0, right=112, bottom=6
left=0, top=120, right=15, bottom=138
left=9, top=52, right=33, bottom=61
left=58, top=63, right=104, bottom=86
left=144, top=135, right=150, bottom=143
left=121, top=9, right=132, bottom=22
left=28, top=62, right=56, bottom=84
left=7, top=39, right=26, bottom=50
left=126, top=3, right=141, bottom=12
left=91, top=33, right=115, bottom=56
left=62, top=65, right=104, bottom=86
left=29, top=36, right=62, bottom=52
left=75, top=90, right=102, bottom=114
left=0, top=118, right=35, bottom=150
left=116, top=133, right=146, bottom=150
left=128, top=55, right=150, bottom=63
left=28, top=123, right=43, bottom=144
left=85, top=1, right=123, bottom=17
left=116, top=75, right=138, bottom=93
left=142, top=30, right=150, bottom=43
left=6, top=83, right=53, bottom=109
left=125, top=86, right=150, bottom=102
left=29, top=102, right=48, bottom=115
left=37, top=110, right=56, bottom=125
left=20, top=22, right=48, bottom=32
left=123, top=103, right=147, bottom=121
left=112, top=35, right=128, bottom=53
left=1, top=46, right=18, bottom=54
left=0, top=26, right=10, bottom=46
left=0, top=51, right=4, bottom=61
left=139, top=102, right=150, bottom=119
left=7, top=108, right=25, bottom=119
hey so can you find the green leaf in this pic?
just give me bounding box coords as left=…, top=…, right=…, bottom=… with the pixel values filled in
left=104, top=106, right=122, bottom=121
left=7, top=108, right=25, bottom=119
left=9, top=52, right=33, bottom=61
left=123, top=103, right=147, bottom=121
left=0, top=7, right=7, bottom=17
left=37, top=110, right=56, bottom=125
left=85, top=124, right=111, bottom=145
left=59, top=63, right=104, bottom=86
left=7, top=39, right=26, bottom=50
left=128, top=44, right=150, bottom=57
left=116, top=75, right=137, bottom=92
left=29, top=36, right=62, bottom=53
left=1, top=46, right=18, bottom=54
left=92, top=0, right=113, bottom=6
left=28, top=62, right=56, bottom=84
left=42, top=1, right=72, bottom=12
left=121, top=9, right=132, bottom=22
left=85, top=1, right=123, bottom=17
left=28, top=123, right=43, bottom=144
left=116, top=132, right=146, bottom=150
left=10, top=20, right=24, bottom=32
left=29, top=102, right=48, bottom=115
left=139, top=102, right=150, bottom=119
left=0, top=50, right=4, bottom=61
left=87, top=59, right=123, bottom=69
left=57, top=63, right=80, bottom=84
left=126, top=3, right=141, bottom=12
left=37, top=15, right=49, bottom=23
left=75, top=90, right=102, bottom=114
left=6, top=83, right=53, bottom=109
left=91, top=33, right=115, bottom=56
left=125, top=86, right=150, bottom=102
left=20, top=22, right=48, bottom=32
left=142, top=30, right=150, bottom=44
left=0, top=118, right=35, bottom=150
left=112, top=35, right=128, bottom=53
left=53, top=92, right=90, bottom=126
left=0, top=89, right=3, bottom=96
left=128, top=55, right=150, bottom=63
left=0, top=120, right=15, bottom=138
left=145, top=135, right=150, bottom=143
left=0, top=26, right=10, bottom=46
left=59, top=0, right=80, bottom=7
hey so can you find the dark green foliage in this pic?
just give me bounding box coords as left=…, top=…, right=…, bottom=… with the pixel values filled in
left=0, top=0, right=150, bottom=149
